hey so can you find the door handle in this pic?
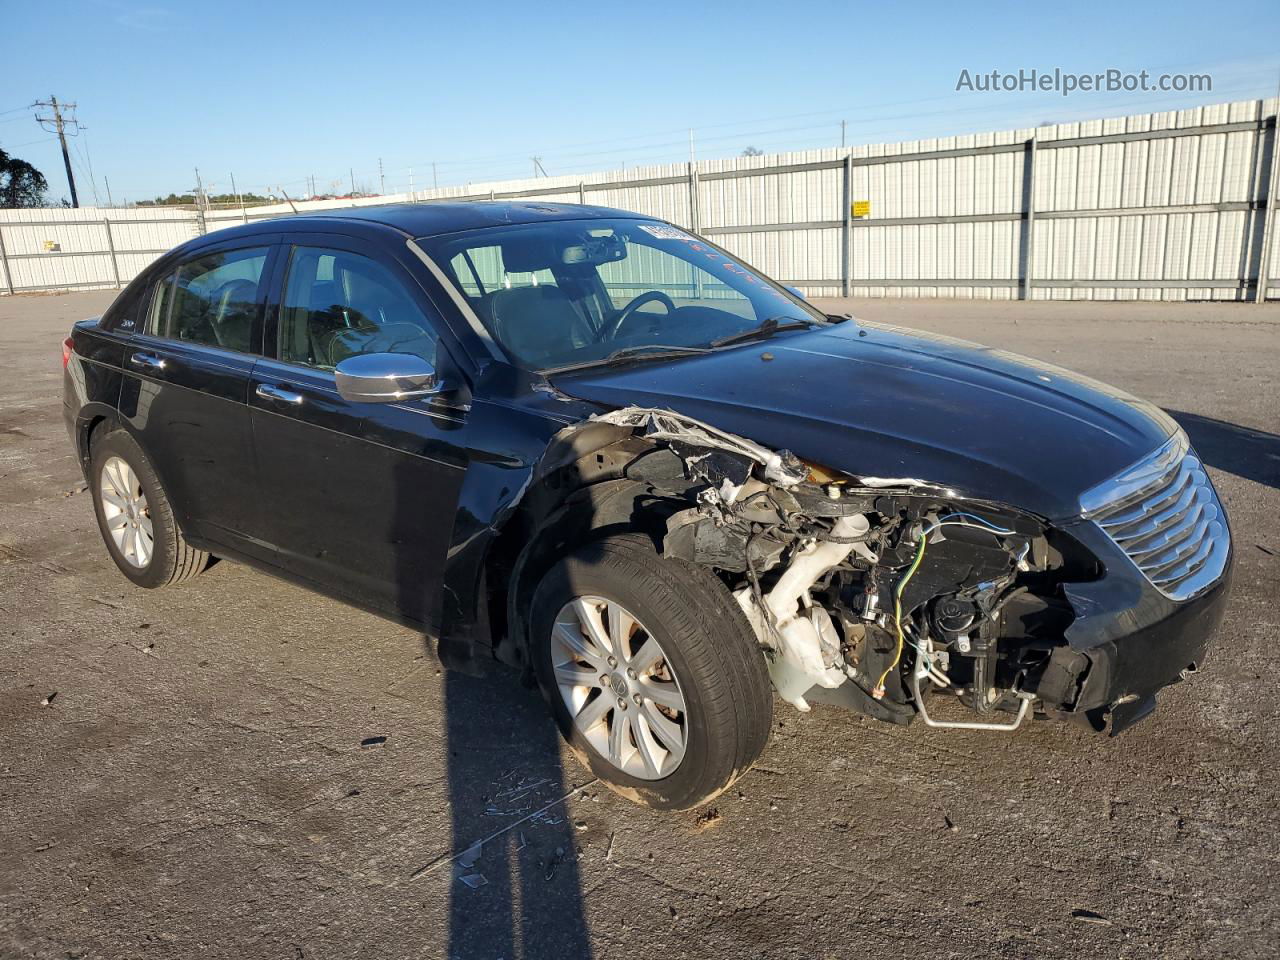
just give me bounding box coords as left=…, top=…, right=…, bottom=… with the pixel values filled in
left=129, top=352, right=167, bottom=372
left=255, top=383, right=305, bottom=405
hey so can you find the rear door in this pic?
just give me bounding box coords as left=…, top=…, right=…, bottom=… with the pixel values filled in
left=247, top=236, right=469, bottom=630
left=119, top=239, right=281, bottom=557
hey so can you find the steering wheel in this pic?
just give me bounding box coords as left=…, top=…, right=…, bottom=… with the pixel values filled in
left=601, top=290, right=676, bottom=341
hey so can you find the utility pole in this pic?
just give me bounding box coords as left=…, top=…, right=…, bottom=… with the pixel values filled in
left=689, top=128, right=695, bottom=165
left=349, top=168, right=356, bottom=196
left=33, top=96, right=82, bottom=207
left=409, top=167, right=414, bottom=197
left=532, top=156, right=547, bottom=177
left=231, top=171, right=246, bottom=222
left=378, top=157, right=385, bottom=194
left=841, top=119, right=847, bottom=148
left=193, top=167, right=207, bottom=234
left=104, top=176, right=114, bottom=207
left=432, top=162, right=438, bottom=189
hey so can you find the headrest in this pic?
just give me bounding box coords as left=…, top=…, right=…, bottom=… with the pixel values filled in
left=501, top=234, right=554, bottom=274
left=330, top=255, right=385, bottom=304
left=214, top=277, right=257, bottom=296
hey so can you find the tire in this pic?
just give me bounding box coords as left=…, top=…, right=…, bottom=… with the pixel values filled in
left=89, top=428, right=209, bottom=588
left=530, top=534, right=772, bottom=810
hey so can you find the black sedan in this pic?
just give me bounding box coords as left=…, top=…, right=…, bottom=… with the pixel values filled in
left=63, top=202, right=1232, bottom=809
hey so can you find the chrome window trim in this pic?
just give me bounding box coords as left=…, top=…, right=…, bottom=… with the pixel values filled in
left=127, top=332, right=260, bottom=372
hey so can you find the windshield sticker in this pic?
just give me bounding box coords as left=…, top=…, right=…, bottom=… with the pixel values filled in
left=638, top=224, right=690, bottom=241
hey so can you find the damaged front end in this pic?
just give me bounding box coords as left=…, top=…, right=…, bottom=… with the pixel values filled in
left=590, top=406, right=1190, bottom=735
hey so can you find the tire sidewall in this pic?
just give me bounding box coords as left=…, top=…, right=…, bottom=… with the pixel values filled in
left=90, top=430, right=175, bottom=588
left=530, top=542, right=726, bottom=809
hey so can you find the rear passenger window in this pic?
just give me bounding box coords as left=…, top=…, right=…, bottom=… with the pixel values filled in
left=147, top=247, right=269, bottom=353
left=278, top=246, right=439, bottom=370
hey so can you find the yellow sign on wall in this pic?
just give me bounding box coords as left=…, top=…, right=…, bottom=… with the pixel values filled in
left=851, top=201, right=871, bottom=219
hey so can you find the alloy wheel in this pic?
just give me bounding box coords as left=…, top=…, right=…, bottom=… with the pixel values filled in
left=99, top=456, right=153, bottom=568
left=550, top=596, right=688, bottom=780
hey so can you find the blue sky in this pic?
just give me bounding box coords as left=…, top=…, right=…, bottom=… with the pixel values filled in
left=2, top=0, right=1278, bottom=205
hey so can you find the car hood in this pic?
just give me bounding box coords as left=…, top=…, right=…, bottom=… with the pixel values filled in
left=548, top=321, right=1178, bottom=520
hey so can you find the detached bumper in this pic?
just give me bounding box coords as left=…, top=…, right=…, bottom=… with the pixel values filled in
left=1039, top=518, right=1233, bottom=734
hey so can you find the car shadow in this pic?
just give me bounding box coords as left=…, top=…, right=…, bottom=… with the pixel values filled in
left=1166, top=410, right=1280, bottom=492
left=437, top=668, right=594, bottom=959
left=393, top=460, right=595, bottom=959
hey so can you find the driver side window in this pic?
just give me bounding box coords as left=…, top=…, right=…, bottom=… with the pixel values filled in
left=278, top=246, right=439, bottom=371
left=596, top=242, right=754, bottom=320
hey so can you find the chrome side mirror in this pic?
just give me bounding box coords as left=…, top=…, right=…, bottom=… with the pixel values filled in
left=334, top=352, right=438, bottom=403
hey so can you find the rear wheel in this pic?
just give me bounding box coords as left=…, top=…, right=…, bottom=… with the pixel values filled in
left=531, top=534, right=772, bottom=809
left=90, top=429, right=209, bottom=588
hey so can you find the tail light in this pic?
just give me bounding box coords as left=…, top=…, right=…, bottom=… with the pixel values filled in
left=62, top=336, right=74, bottom=369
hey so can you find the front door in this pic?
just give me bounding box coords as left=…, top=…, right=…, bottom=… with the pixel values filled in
left=247, top=240, right=469, bottom=630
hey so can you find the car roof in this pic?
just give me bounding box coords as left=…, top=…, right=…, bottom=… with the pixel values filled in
left=156, top=202, right=664, bottom=283
left=278, top=201, right=654, bottom=238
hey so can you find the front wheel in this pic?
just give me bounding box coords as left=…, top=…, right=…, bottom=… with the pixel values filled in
left=530, top=534, right=773, bottom=809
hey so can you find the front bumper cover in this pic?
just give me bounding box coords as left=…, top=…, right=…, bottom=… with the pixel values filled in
left=1040, top=517, right=1233, bottom=734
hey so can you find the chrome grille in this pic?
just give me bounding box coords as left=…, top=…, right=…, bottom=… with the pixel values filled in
left=1080, top=434, right=1230, bottom=601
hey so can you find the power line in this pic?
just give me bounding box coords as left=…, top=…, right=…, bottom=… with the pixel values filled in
left=297, top=72, right=1254, bottom=195
left=384, top=59, right=1275, bottom=180
left=491, top=77, right=1273, bottom=175
left=73, top=138, right=100, bottom=205
left=42, top=56, right=1280, bottom=204
left=1, top=136, right=57, bottom=150
left=94, top=66, right=1280, bottom=202
left=81, top=129, right=99, bottom=198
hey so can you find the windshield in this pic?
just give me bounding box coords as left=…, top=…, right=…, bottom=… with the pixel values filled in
left=415, top=218, right=825, bottom=370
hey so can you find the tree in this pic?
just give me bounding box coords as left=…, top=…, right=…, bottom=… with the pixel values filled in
left=741, top=146, right=764, bottom=157
left=207, top=191, right=275, bottom=205
left=137, top=190, right=278, bottom=207
left=0, top=148, right=49, bottom=208
left=138, top=193, right=197, bottom=206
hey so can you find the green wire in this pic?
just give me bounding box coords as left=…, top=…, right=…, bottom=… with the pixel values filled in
left=874, top=532, right=928, bottom=697
left=872, top=517, right=1021, bottom=697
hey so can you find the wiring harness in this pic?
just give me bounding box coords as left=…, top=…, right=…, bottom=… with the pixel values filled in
left=872, top=512, right=1019, bottom=699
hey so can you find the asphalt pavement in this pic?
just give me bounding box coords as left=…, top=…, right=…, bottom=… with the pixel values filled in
left=1, top=290, right=1277, bottom=959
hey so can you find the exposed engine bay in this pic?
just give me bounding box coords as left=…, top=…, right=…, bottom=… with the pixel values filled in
left=590, top=407, right=1097, bottom=732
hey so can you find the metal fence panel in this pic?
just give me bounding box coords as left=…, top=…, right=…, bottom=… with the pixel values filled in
left=3, top=96, right=1277, bottom=302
